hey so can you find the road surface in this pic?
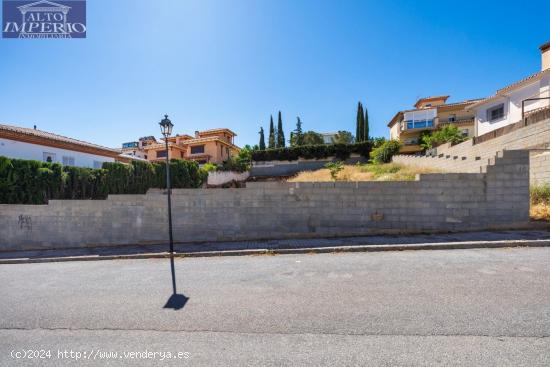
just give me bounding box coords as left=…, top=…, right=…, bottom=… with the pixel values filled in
left=1, top=247, right=550, bottom=366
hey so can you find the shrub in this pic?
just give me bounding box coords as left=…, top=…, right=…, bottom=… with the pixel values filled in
left=369, top=140, right=402, bottom=164
left=202, top=163, right=218, bottom=173
left=325, top=161, right=344, bottom=181
left=251, top=141, right=372, bottom=162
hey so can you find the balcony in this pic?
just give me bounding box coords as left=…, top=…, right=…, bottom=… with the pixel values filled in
left=401, top=119, right=435, bottom=131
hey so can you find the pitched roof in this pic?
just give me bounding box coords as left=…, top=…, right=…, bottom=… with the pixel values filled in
left=437, top=98, right=483, bottom=109
left=540, top=40, right=550, bottom=52
left=496, top=68, right=550, bottom=94
left=469, top=68, right=550, bottom=108
left=198, top=128, right=237, bottom=137
left=0, top=123, right=120, bottom=156
left=414, top=95, right=449, bottom=108
left=18, top=0, right=70, bottom=9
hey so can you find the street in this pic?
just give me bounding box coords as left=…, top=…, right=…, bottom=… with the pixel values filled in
left=1, top=247, right=550, bottom=366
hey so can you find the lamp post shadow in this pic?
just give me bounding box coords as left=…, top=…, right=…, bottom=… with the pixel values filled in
left=163, top=255, right=189, bottom=310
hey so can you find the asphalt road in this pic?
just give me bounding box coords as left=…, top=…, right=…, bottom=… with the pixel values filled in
left=1, top=247, right=550, bottom=366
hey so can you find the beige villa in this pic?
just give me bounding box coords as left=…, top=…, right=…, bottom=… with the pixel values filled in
left=388, top=96, right=481, bottom=154
left=144, top=128, right=240, bottom=164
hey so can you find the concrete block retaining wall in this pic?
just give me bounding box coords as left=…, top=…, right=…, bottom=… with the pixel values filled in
left=0, top=151, right=530, bottom=251
left=250, top=155, right=366, bottom=177
left=393, top=118, right=550, bottom=185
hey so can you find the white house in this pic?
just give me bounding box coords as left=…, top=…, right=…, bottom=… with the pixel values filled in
left=0, top=123, right=130, bottom=168
left=470, top=41, right=550, bottom=136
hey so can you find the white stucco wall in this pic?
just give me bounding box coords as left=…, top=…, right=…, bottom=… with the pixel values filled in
left=475, top=77, right=550, bottom=136
left=0, top=138, right=115, bottom=168
left=207, top=170, right=250, bottom=186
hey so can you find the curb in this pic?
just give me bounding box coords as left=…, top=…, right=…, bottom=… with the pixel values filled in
left=1, top=239, right=550, bottom=264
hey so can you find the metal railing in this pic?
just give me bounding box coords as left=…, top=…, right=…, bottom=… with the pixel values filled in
left=522, top=97, right=550, bottom=120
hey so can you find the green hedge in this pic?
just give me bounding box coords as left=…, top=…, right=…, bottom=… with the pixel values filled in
left=251, top=141, right=372, bottom=162
left=0, top=156, right=205, bottom=204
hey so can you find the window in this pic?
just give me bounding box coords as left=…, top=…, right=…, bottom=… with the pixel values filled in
left=62, top=156, right=75, bottom=166
left=462, top=129, right=469, bottom=137
left=487, top=104, right=504, bottom=121
left=404, top=138, right=419, bottom=145
left=43, top=152, right=56, bottom=163
left=93, top=161, right=103, bottom=169
left=157, top=150, right=167, bottom=158
left=448, top=114, right=456, bottom=122
left=406, top=119, right=434, bottom=129
left=122, top=142, right=138, bottom=148
left=191, top=145, right=205, bottom=154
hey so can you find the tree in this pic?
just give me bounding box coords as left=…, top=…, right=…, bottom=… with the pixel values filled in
left=277, top=111, right=285, bottom=147
left=258, top=127, right=266, bottom=150
left=420, top=124, right=467, bottom=151
left=371, top=137, right=386, bottom=148
left=268, top=115, right=276, bottom=149
left=364, top=106, right=369, bottom=141
left=331, top=130, right=354, bottom=144
left=302, top=131, right=324, bottom=145
left=356, top=102, right=365, bottom=142
left=419, top=130, right=433, bottom=150
left=291, top=116, right=304, bottom=147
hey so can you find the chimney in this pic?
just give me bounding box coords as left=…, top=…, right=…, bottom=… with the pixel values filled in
left=195, top=130, right=200, bottom=138
left=540, top=41, right=550, bottom=71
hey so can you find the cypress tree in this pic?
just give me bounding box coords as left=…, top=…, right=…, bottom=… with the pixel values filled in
left=356, top=102, right=364, bottom=142
left=364, top=106, right=369, bottom=142
left=268, top=115, right=276, bottom=149
left=259, top=127, right=266, bottom=150
left=293, top=116, right=304, bottom=146
left=277, top=111, right=285, bottom=147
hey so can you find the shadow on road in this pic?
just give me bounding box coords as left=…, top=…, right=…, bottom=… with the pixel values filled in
left=163, top=256, right=189, bottom=310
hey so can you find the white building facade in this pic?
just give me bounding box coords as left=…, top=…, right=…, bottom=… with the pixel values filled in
left=472, top=42, right=550, bottom=136
left=0, top=138, right=115, bottom=168
left=0, top=124, right=125, bottom=168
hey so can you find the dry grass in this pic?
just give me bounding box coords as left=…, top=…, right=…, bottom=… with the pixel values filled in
left=531, top=184, right=550, bottom=221
left=531, top=203, right=550, bottom=221
left=288, top=163, right=440, bottom=182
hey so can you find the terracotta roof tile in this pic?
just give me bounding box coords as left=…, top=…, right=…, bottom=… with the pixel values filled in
left=0, top=123, right=120, bottom=154
left=496, top=68, right=550, bottom=95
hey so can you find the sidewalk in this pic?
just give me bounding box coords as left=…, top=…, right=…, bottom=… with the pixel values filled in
left=1, top=230, right=550, bottom=264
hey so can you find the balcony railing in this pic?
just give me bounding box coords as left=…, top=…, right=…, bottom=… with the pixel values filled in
left=438, top=117, right=474, bottom=125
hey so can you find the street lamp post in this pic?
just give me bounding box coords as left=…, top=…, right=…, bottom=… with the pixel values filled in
left=159, top=114, right=174, bottom=255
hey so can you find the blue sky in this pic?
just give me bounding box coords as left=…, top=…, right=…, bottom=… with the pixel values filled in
left=0, top=0, right=548, bottom=148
